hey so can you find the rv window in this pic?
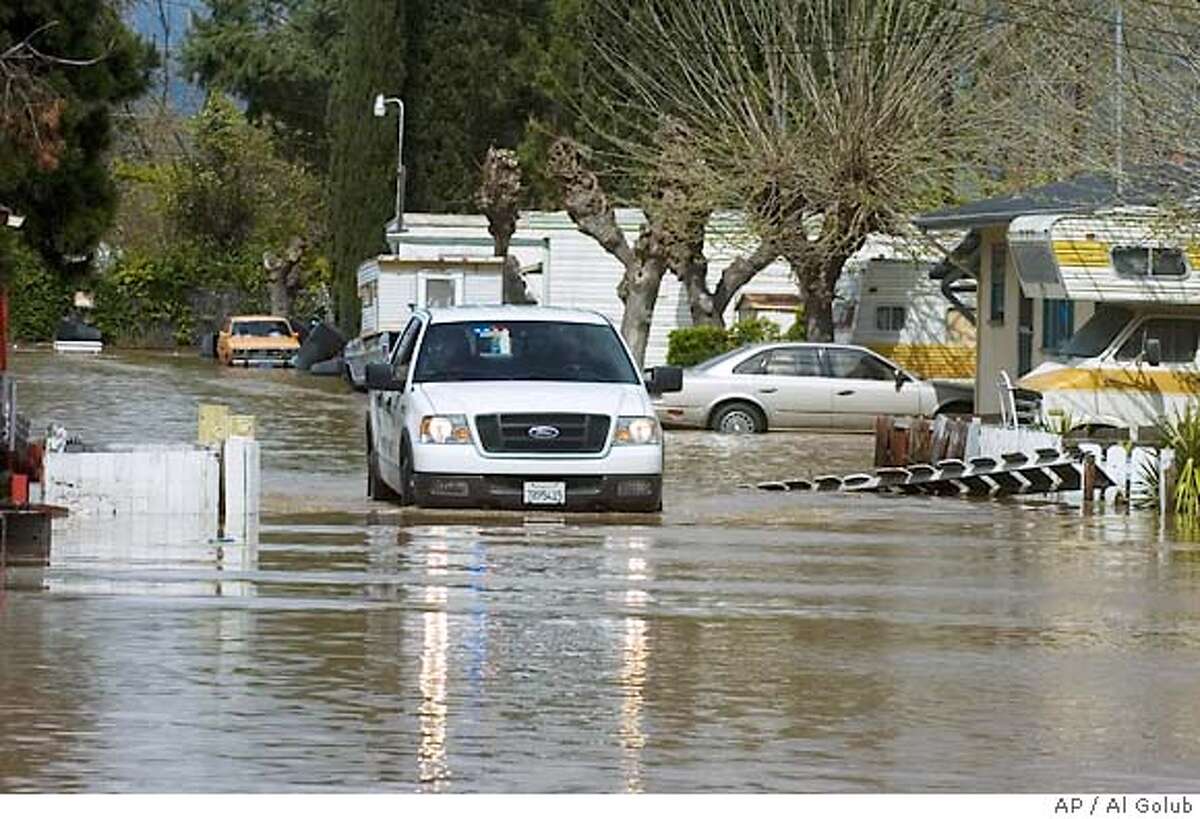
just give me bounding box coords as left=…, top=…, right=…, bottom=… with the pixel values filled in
left=1060, top=305, right=1132, bottom=358
left=875, top=306, right=906, bottom=332
left=1153, top=248, right=1187, bottom=277
left=1113, top=246, right=1188, bottom=277
left=1115, top=318, right=1200, bottom=363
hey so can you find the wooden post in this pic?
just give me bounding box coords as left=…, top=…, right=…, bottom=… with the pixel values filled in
left=1082, top=453, right=1096, bottom=508
left=874, top=416, right=892, bottom=467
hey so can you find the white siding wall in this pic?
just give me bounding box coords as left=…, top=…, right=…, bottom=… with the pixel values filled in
left=462, top=270, right=503, bottom=303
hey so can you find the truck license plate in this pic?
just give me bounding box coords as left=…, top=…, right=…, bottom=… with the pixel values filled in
left=523, top=481, right=566, bottom=505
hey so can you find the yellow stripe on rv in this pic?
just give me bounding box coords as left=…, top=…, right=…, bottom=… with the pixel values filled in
left=1052, top=239, right=1110, bottom=269
left=1020, top=366, right=1200, bottom=396
left=870, top=344, right=975, bottom=380
left=1187, top=245, right=1200, bottom=270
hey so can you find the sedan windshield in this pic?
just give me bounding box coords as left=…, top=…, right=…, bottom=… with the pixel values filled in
left=234, top=319, right=292, bottom=337
left=413, top=321, right=639, bottom=384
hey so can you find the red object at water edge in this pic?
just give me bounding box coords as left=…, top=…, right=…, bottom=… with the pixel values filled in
left=10, top=473, right=28, bottom=506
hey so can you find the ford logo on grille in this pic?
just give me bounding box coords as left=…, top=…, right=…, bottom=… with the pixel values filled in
left=527, top=425, right=561, bottom=440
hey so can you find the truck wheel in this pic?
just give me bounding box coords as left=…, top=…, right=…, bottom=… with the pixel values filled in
left=397, top=439, right=415, bottom=506
left=367, top=427, right=400, bottom=502
left=711, top=402, right=766, bottom=434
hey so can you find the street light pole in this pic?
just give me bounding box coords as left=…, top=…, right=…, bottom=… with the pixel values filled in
left=373, top=94, right=406, bottom=234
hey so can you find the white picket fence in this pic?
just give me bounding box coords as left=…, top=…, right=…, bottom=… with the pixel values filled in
left=966, top=422, right=1173, bottom=507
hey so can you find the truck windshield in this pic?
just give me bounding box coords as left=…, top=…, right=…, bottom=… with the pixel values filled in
left=413, top=321, right=640, bottom=384
left=1059, top=305, right=1133, bottom=359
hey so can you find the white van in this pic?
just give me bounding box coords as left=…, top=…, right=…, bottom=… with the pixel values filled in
left=365, top=305, right=682, bottom=512
left=1018, top=305, right=1200, bottom=430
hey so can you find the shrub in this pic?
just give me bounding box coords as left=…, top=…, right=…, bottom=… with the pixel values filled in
left=667, top=325, right=729, bottom=367
left=2, top=236, right=74, bottom=341
left=666, top=318, right=789, bottom=367
left=785, top=308, right=807, bottom=341
left=728, top=317, right=782, bottom=347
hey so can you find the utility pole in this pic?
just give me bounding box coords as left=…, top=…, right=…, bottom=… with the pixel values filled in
left=1115, top=0, right=1124, bottom=197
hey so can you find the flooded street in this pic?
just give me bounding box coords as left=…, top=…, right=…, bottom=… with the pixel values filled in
left=3, top=349, right=1200, bottom=792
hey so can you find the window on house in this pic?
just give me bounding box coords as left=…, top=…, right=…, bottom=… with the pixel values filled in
left=989, top=243, right=1007, bottom=322
left=875, top=306, right=906, bottom=332
left=1112, top=246, right=1188, bottom=277
left=1042, top=299, right=1075, bottom=352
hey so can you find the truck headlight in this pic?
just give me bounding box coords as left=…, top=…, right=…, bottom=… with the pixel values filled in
left=419, top=415, right=472, bottom=444
left=614, top=416, right=661, bottom=445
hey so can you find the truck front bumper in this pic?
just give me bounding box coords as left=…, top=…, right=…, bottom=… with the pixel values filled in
left=412, top=473, right=663, bottom=513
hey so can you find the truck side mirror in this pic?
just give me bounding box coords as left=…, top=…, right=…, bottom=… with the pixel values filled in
left=366, top=362, right=405, bottom=391
left=644, top=366, right=683, bottom=395
left=1143, top=337, right=1162, bottom=367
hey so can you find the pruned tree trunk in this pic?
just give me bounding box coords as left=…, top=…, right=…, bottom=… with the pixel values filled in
left=793, top=255, right=840, bottom=342
left=549, top=137, right=668, bottom=365
left=477, top=146, right=535, bottom=304
left=263, top=235, right=307, bottom=318
left=675, top=238, right=779, bottom=327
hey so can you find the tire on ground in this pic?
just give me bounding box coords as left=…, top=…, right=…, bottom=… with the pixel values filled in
left=710, top=401, right=767, bottom=434
left=366, top=425, right=400, bottom=502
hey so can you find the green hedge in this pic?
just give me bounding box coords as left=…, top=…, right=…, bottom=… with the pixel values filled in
left=666, top=312, right=807, bottom=367
left=2, top=236, right=74, bottom=342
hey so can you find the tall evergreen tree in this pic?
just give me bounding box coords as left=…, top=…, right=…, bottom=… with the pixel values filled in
left=1, top=0, right=154, bottom=271
left=181, top=0, right=343, bottom=167
left=326, top=0, right=408, bottom=332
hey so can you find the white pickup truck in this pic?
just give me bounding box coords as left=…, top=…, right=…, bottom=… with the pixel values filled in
left=365, top=305, right=682, bottom=512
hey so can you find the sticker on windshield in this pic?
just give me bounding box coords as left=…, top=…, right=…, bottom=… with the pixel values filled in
left=472, top=325, right=512, bottom=358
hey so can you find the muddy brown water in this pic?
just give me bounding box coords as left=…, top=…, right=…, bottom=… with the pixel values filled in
left=2, top=349, right=1199, bottom=792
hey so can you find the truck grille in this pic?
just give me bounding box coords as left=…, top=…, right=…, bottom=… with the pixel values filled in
left=475, top=413, right=610, bottom=453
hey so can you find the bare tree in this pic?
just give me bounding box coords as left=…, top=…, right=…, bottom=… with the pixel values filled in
left=582, top=0, right=1018, bottom=341
left=476, top=146, right=534, bottom=304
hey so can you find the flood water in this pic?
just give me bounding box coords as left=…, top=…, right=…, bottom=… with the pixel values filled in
left=2, top=349, right=1200, bottom=792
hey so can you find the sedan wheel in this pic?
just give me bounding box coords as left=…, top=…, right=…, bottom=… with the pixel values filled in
left=712, top=403, right=765, bottom=434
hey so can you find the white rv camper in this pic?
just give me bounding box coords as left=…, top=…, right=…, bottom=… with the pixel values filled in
left=1011, top=210, right=1200, bottom=429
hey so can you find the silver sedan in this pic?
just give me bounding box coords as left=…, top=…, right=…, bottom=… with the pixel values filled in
left=653, top=343, right=973, bottom=433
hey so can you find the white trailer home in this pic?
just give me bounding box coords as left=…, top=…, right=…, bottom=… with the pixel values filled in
left=373, top=212, right=971, bottom=373
left=835, top=238, right=976, bottom=380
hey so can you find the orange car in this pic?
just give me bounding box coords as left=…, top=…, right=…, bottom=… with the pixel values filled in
left=217, top=315, right=301, bottom=367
